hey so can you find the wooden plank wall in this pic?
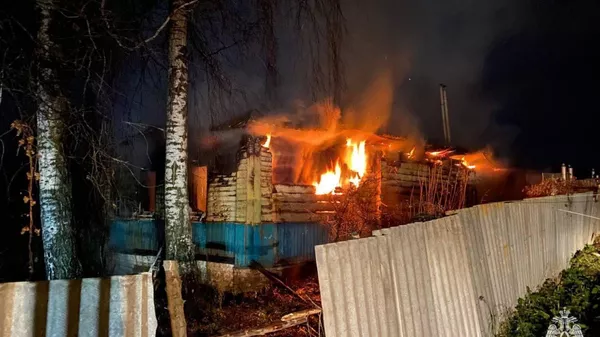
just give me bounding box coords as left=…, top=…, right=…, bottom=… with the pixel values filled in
left=206, top=173, right=237, bottom=222
left=207, top=138, right=274, bottom=224
left=272, top=185, right=340, bottom=223
left=381, top=160, right=428, bottom=219
left=380, top=159, right=466, bottom=220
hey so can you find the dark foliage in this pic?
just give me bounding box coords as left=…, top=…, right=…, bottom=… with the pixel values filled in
left=499, top=240, right=600, bottom=336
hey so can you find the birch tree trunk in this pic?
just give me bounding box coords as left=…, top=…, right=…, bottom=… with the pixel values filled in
left=165, top=0, right=194, bottom=264
left=36, top=0, right=81, bottom=279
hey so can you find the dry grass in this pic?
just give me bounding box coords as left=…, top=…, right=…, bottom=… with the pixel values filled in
left=524, top=178, right=598, bottom=198
left=154, top=264, right=323, bottom=337
left=324, top=174, right=381, bottom=241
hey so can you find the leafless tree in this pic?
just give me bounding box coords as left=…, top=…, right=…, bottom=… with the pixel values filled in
left=164, top=0, right=194, bottom=265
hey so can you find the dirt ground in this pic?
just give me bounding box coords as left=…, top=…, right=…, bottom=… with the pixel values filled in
left=154, top=264, right=323, bottom=337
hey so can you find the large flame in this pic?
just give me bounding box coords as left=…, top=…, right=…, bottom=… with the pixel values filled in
left=313, top=162, right=342, bottom=195
left=346, top=139, right=367, bottom=180
left=312, top=139, right=368, bottom=194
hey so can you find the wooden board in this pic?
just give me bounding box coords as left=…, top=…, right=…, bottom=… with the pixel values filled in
left=273, top=184, right=316, bottom=194
left=272, top=193, right=341, bottom=203
left=273, top=212, right=324, bottom=223
left=274, top=201, right=338, bottom=213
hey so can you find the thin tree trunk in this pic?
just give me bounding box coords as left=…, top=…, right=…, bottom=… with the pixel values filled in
left=165, top=0, right=194, bottom=264
left=36, top=0, right=81, bottom=280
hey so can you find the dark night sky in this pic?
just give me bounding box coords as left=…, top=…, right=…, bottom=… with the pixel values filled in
left=479, top=0, right=600, bottom=172
left=337, top=0, right=600, bottom=173
left=388, top=0, right=600, bottom=173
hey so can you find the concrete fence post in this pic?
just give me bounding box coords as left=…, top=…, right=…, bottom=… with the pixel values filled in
left=164, top=260, right=187, bottom=337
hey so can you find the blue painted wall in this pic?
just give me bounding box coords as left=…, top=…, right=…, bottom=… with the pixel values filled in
left=109, top=219, right=328, bottom=267
left=109, top=219, right=163, bottom=254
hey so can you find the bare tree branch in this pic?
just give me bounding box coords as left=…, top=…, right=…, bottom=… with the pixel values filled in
left=100, top=0, right=199, bottom=51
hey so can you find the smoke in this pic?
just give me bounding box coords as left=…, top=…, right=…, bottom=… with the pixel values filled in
left=337, top=0, right=526, bottom=159
left=341, top=70, right=394, bottom=135
left=247, top=0, right=525, bottom=157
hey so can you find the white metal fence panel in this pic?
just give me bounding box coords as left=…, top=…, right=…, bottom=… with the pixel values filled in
left=316, top=193, right=600, bottom=337
left=0, top=273, right=156, bottom=337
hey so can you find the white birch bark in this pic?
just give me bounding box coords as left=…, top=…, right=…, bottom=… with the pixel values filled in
left=165, top=0, right=194, bottom=263
left=36, top=0, right=81, bottom=279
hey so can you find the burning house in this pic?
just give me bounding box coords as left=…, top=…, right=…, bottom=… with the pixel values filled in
left=109, top=107, right=485, bottom=292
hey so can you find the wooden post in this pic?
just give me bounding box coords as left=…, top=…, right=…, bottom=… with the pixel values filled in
left=190, top=166, right=208, bottom=212
left=373, top=151, right=382, bottom=225
left=164, top=260, right=187, bottom=337
left=244, top=139, right=263, bottom=225
left=253, top=152, right=261, bottom=224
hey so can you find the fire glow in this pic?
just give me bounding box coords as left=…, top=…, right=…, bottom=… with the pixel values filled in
left=426, top=149, right=454, bottom=157
left=457, top=156, right=476, bottom=170
left=406, top=147, right=415, bottom=159
left=262, top=134, right=271, bottom=148
left=312, top=139, right=368, bottom=195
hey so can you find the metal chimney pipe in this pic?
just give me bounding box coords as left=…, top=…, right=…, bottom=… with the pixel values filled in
left=562, top=163, right=567, bottom=180
left=442, top=86, right=451, bottom=144
left=444, top=86, right=452, bottom=145
left=439, top=84, right=449, bottom=144
left=568, top=165, right=574, bottom=181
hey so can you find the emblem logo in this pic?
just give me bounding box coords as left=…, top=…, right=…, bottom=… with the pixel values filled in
left=545, top=308, right=584, bottom=337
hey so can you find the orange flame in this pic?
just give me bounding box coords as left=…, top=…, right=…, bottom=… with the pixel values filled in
left=313, top=162, right=342, bottom=195
left=311, top=139, right=368, bottom=194
left=459, top=156, right=476, bottom=170
left=346, top=139, right=367, bottom=180
left=406, top=147, right=415, bottom=159
left=449, top=149, right=500, bottom=172
left=262, top=134, right=271, bottom=148
left=348, top=174, right=361, bottom=187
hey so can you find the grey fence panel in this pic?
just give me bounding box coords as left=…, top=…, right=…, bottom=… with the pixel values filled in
left=0, top=273, right=156, bottom=337
left=316, top=193, right=600, bottom=336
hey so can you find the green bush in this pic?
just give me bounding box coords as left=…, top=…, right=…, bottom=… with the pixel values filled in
left=498, top=243, right=600, bottom=336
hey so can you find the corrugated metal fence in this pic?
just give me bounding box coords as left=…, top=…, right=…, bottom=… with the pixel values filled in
left=0, top=273, right=157, bottom=337
left=316, top=193, right=600, bottom=336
